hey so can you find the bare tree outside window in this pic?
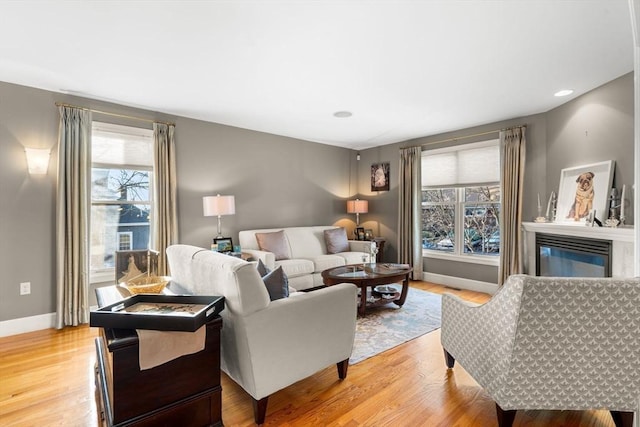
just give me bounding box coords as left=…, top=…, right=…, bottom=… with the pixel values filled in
left=422, top=185, right=500, bottom=256
left=91, top=168, right=151, bottom=271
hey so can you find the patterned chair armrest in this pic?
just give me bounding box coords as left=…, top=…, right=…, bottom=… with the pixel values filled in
left=441, top=275, right=526, bottom=394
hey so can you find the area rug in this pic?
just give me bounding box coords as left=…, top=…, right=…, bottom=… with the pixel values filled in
left=350, top=288, right=442, bottom=364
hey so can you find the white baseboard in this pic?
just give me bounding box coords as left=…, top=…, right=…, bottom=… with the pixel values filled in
left=0, top=312, right=56, bottom=338
left=422, top=272, right=499, bottom=295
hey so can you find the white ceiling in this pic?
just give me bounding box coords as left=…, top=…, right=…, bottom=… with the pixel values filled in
left=0, top=1, right=634, bottom=150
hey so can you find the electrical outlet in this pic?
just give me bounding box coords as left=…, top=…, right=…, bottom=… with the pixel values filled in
left=20, top=282, right=31, bottom=295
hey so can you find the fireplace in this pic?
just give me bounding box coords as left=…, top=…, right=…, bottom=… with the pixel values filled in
left=523, top=222, right=634, bottom=278
left=536, top=233, right=611, bottom=277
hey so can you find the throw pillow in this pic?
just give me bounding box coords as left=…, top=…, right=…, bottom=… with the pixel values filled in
left=262, top=266, right=289, bottom=301
left=256, top=259, right=270, bottom=277
left=324, top=227, right=349, bottom=254
left=255, top=230, right=291, bottom=261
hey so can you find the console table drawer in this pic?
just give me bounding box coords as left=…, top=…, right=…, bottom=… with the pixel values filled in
left=95, top=317, right=222, bottom=427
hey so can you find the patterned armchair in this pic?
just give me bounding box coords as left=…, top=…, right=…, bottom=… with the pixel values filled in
left=441, top=274, right=640, bottom=427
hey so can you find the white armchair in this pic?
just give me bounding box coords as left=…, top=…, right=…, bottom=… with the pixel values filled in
left=166, top=244, right=357, bottom=425
left=441, top=274, right=640, bottom=427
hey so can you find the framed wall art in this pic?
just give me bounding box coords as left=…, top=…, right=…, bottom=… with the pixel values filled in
left=371, top=162, right=390, bottom=192
left=555, top=160, right=614, bottom=224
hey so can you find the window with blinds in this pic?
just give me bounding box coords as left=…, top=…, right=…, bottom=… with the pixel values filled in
left=421, top=140, right=501, bottom=259
left=90, top=122, right=154, bottom=282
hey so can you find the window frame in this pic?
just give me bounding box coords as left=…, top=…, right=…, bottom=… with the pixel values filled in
left=421, top=140, right=501, bottom=267
left=422, top=187, right=500, bottom=266
left=89, top=122, right=154, bottom=284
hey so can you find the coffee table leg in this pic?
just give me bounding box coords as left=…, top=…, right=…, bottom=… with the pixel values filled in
left=394, top=274, right=410, bottom=307
left=359, top=286, right=367, bottom=316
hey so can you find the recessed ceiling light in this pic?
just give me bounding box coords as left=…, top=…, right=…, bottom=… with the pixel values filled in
left=333, top=111, right=353, bottom=118
left=554, top=89, right=574, bottom=97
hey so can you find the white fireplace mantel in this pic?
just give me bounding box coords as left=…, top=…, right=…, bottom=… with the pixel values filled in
left=521, top=221, right=636, bottom=278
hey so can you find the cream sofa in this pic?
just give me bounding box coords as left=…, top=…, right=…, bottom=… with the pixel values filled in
left=441, top=274, right=640, bottom=427
left=166, top=244, right=358, bottom=425
left=238, top=226, right=375, bottom=290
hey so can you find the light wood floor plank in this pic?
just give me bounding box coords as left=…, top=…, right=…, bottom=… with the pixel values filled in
left=0, top=281, right=617, bottom=426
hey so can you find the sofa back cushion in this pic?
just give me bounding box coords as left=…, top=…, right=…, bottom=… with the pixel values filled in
left=167, top=244, right=270, bottom=316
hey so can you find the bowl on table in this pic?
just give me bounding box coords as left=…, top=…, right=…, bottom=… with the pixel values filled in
left=121, top=275, right=171, bottom=295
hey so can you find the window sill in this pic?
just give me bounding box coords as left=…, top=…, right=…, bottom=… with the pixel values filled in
left=90, top=269, right=115, bottom=285
left=422, top=250, right=499, bottom=266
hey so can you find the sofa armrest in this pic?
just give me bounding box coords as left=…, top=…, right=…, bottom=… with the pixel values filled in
left=239, top=283, right=357, bottom=399
left=242, top=249, right=275, bottom=269
left=347, top=240, right=375, bottom=253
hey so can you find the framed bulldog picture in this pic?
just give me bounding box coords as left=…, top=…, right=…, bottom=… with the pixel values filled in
left=555, top=160, right=614, bottom=224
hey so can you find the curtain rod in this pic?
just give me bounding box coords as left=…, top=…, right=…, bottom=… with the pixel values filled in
left=417, top=124, right=527, bottom=148
left=55, top=102, right=175, bottom=127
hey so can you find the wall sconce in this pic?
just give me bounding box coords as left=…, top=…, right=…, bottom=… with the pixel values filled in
left=203, top=194, right=236, bottom=238
left=346, top=198, right=368, bottom=226
left=25, top=148, right=51, bottom=175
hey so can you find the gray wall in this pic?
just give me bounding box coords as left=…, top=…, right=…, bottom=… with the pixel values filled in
left=359, top=72, right=634, bottom=283
left=546, top=72, right=635, bottom=222
left=0, top=81, right=351, bottom=322
left=0, top=71, right=634, bottom=322
left=174, top=117, right=352, bottom=249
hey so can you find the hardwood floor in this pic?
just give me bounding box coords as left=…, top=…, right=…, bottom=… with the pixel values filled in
left=0, top=282, right=618, bottom=426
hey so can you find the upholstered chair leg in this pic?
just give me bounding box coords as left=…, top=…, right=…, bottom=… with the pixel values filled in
left=610, top=410, right=634, bottom=427
left=444, top=349, right=456, bottom=368
left=337, top=358, right=349, bottom=379
left=252, top=396, right=269, bottom=425
left=495, top=404, right=517, bottom=427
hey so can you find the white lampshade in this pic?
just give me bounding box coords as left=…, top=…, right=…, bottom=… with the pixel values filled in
left=346, top=199, right=368, bottom=214
left=203, top=195, right=236, bottom=217
left=25, top=147, right=51, bottom=175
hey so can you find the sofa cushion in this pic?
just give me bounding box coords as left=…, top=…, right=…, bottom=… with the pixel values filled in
left=276, top=258, right=314, bottom=278
left=312, top=255, right=347, bottom=273
left=324, top=227, right=349, bottom=254
left=338, top=252, right=370, bottom=265
left=255, top=230, right=291, bottom=261
left=262, top=266, right=289, bottom=301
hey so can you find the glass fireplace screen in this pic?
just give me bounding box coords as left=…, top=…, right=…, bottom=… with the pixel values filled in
left=536, top=233, right=611, bottom=278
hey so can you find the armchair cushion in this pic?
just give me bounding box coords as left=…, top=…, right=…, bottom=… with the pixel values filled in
left=256, top=230, right=291, bottom=260
left=262, top=266, right=289, bottom=301
left=324, top=227, right=349, bottom=254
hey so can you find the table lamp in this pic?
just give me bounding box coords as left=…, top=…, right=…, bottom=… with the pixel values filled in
left=203, top=194, right=235, bottom=238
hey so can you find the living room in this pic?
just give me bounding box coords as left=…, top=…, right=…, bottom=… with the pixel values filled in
left=1, top=2, right=639, bottom=426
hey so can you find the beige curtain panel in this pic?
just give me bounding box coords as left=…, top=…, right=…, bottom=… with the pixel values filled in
left=152, top=122, right=178, bottom=275
left=55, top=106, right=92, bottom=328
left=398, top=146, right=423, bottom=280
left=499, top=126, right=526, bottom=285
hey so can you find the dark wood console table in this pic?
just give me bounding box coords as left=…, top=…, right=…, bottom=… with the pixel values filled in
left=94, top=286, right=223, bottom=427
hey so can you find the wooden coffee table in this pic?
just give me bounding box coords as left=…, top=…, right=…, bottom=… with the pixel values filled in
left=321, top=263, right=412, bottom=316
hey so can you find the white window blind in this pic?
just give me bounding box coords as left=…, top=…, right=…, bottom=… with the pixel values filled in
left=422, top=139, right=500, bottom=187
left=92, top=122, right=153, bottom=168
